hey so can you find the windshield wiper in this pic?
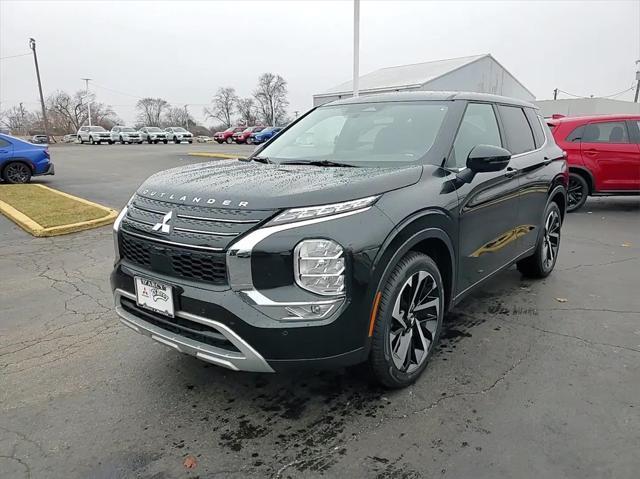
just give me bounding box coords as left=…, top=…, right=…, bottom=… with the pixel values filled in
left=247, top=156, right=272, bottom=164
left=279, top=159, right=357, bottom=168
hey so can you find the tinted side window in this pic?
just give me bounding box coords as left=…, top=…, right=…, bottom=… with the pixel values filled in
left=524, top=109, right=545, bottom=148
left=0, top=139, right=10, bottom=147
left=450, top=103, right=502, bottom=169
left=583, top=121, right=629, bottom=143
left=566, top=125, right=584, bottom=142
left=498, top=105, right=535, bottom=155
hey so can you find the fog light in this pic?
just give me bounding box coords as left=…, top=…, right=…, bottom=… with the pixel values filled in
left=294, top=240, right=345, bottom=296
left=284, top=303, right=335, bottom=320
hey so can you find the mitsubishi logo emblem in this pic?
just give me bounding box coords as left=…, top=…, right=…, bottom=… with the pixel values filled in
left=152, top=211, right=173, bottom=234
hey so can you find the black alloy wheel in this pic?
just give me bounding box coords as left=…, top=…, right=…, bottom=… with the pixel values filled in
left=2, top=162, right=32, bottom=184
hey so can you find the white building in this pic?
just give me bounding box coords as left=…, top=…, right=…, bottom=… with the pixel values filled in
left=535, top=98, right=640, bottom=118
left=313, top=54, right=535, bottom=106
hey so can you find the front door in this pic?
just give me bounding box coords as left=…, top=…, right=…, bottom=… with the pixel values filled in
left=581, top=120, right=637, bottom=191
left=451, top=102, right=520, bottom=296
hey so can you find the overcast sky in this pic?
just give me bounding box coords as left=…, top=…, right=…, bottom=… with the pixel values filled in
left=1, top=0, right=638, bottom=126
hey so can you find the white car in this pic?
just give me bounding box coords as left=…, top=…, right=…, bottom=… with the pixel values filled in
left=77, top=125, right=111, bottom=144
left=139, top=127, right=168, bottom=144
left=165, top=127, right=193, bottom=144
left=111, top=126, right=142, bottom=144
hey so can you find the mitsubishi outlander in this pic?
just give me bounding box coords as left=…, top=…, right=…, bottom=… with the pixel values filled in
left=111, top=92, right=567, bottom=388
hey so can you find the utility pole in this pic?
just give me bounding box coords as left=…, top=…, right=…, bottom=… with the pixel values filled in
left=29, top=38, right=51, bottom=141
left=634, top=60, right=640, bottom=103
left=81, top=78, right=92, bottom=126
left=353, top=0, right=360, bottom=98
left=553, top=88, right=558, bottom=100
left=184, top=104, right=189, bottom=129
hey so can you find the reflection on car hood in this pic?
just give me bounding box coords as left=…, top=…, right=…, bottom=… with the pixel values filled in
left=137, top=160, right=423, bottom=209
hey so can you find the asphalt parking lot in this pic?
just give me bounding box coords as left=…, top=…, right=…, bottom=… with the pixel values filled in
left=1, top=144, right=639, bottom=478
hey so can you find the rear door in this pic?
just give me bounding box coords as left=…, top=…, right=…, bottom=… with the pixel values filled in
left=581, top=120, right=636, bottom=191
left=0, top=138, right=14, bottom=163
left=452, top=102, right=520, bottom=295
left=497, top=105, right=555, bottom=253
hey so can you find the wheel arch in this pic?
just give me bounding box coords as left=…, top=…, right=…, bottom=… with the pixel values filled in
left=569, top=166, right=594, bottom=194
left=369, top=210, right=456, bottom=317
left=2, top=157, right=35, bottom=174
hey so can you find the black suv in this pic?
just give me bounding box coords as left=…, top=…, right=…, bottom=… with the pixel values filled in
left=111, top=92, right=567, bottom=388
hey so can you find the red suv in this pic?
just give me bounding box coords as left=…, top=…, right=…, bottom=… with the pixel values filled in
left=213, top=126, right=245, bottom=144
left=548, top=115, right=640, bottom=211
left=232, top=126, right=264, bottom=144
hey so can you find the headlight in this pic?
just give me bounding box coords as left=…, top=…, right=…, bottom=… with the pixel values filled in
left=294, top=239, right=345, bottom=295
left=272, top=195, right=379, bottom=225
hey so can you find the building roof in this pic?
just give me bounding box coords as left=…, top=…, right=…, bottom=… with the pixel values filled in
left=327, top=90, right=537, bottom=109
left=315, top=53, right=536, bottom=100
left=319, top=54, right=485, bottom=97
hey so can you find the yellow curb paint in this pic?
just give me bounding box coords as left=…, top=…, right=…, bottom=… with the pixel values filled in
left=0, top=184, right=118, bottom=237
left=187, top=152, right=245, bottom=160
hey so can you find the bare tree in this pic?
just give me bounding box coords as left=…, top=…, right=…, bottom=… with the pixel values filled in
left=46, top=90, right=119, bottom=132
left=0, top=104, right=36, bottom=134
left=164, top=106, right=195, bottom=128
left=204, top=87, right=237, bottom=128
left=235, top=97, right=258, bottom=126
left=253, top=73, right=289, bottom=126
left=136, top=98, right=169, bottom=126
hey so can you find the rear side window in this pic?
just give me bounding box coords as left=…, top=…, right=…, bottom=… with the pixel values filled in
left=566, top=125, right=584, bottom=142
left=583, top=121, right=629, bottom=144
left=524, top=108, right=545, bottom=148
left=0, top=139, right=10, bottom=147
left=498, top=105, right=535, bottom=154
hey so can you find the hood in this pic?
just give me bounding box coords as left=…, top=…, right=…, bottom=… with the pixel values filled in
left=136, top=160, right=423, bottom=210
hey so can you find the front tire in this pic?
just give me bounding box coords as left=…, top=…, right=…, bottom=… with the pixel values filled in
left=369, top=252, right=444, bottom=388
left=567, top=173, right=589, bottom=212
left=2, top=162, right=32, bottom=184
left=90, top=136, right=96, bottom=145
left=78, top=136, right=84, bottom=144
left=226, top=137, right=233, bottom=144
left=517, top=202, right=562, bottom=278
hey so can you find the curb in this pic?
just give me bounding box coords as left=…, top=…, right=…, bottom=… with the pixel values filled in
left=0, top=184, right=118, bottom=237
left=188, top=152, right=246, bottom=160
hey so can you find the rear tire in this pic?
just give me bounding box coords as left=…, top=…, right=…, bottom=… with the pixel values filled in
left=517, top=202, right=562, bottom=278
left=2, top=162, right=32, bottom=184
left=226, top=137, right=233, bottom=144
left=369, top=252, right=444, bottom=388
left=567, top=173, right=588, bottom=212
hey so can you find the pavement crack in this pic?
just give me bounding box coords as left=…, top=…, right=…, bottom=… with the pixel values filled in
left=559, top=256, right=639, bottom=272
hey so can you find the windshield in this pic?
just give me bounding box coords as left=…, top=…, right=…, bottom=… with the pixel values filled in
left=122, top=127, right=136, bottom=132
left=147, top=127, right=161, bottom=132
left=89, top=126, right=106, bottom=132
left=173, top=127, right=187, bottom=132
left=258, top=101, right=449, bottom=166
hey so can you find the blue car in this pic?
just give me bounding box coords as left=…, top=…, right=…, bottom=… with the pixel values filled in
left=0, top=133, right=54, bottom=184
left=249, top=126, right=283, bottom=145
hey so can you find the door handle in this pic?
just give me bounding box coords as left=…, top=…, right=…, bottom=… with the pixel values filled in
left=504, top=167, right=518, bottom=178
left=584, top=149, right=598, bottom=156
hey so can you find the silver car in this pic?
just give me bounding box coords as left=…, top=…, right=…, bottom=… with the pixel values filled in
left=164, top=127, right=193, bottom=144
left=111, top=126, right=142, bottom=144
left=77, top=125, right=111, bottom=144
left=139, top=127, right=168, bottom=144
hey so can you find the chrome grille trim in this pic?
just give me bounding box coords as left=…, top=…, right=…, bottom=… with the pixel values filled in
left=177, top=213, right=260, bottom=224
left=119, top=229, right=224, bottom=252
left=173, top=227, right=240, bottom=237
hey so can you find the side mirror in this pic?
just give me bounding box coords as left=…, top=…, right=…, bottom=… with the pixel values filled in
left=457, top=144, right=511, bottom=183
left=467, top=144, right=511, bottom=172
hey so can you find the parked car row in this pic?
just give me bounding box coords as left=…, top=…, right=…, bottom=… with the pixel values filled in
left=213, top=126, right=283, bottom=144
left=75, top=126, right=194, bottom=145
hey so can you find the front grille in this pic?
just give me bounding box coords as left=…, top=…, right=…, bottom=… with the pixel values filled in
left=120, top=232, right=228, bottom=285
left=120, top=297, right=240, bottom=352
left=120, top=195, right=276, bottom=251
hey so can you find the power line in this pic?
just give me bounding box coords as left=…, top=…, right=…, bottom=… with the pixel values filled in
left=0, top=52, right=31, bottom=60
left=556, top=83, right=636, bottom=99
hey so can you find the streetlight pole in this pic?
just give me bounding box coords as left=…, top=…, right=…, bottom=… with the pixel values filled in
left=81, top=78, right=92, bottom=126
left=29, top=38, right=51, bottom=141
left=634, top=60, right=640, bottom=103
left=353, top=0, right=360, bottom=98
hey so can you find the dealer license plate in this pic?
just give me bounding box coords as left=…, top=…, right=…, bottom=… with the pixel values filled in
left=135, top=277, right=174, bottom=317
